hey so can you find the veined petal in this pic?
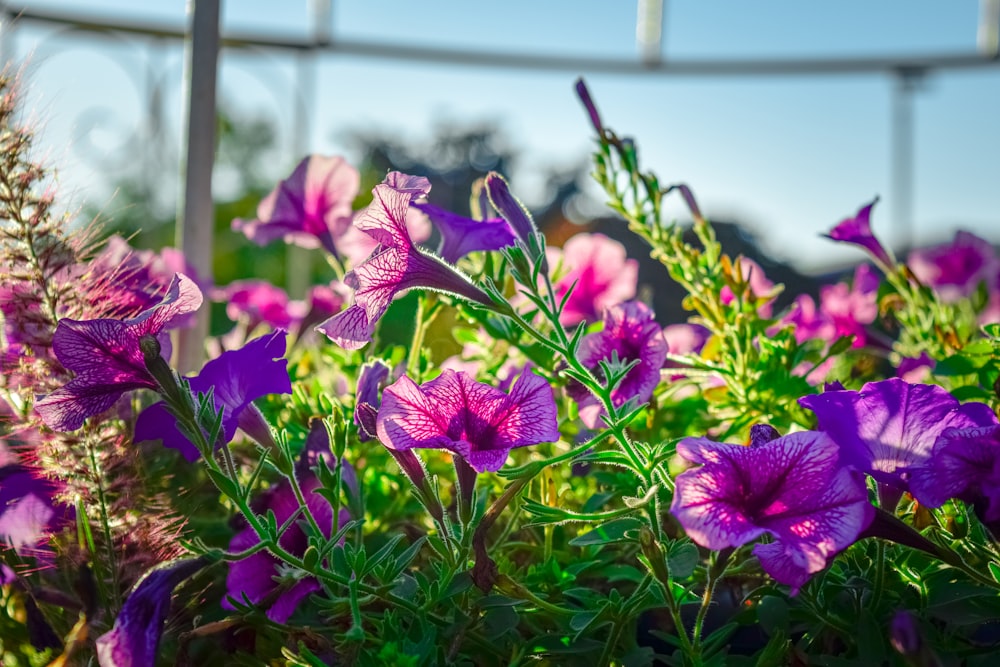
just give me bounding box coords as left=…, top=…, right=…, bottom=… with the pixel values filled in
left=414, top=202, right=515, bottom=263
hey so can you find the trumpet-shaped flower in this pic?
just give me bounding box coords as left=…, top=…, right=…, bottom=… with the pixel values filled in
left=317, top=174, right=496, bottom=350
left=799, top=378, right=998, bottom=490
left=35, top=274, right=203, bottom=432
left=414, top=202, right=515, bottom=263
left=572, top=301, right=668, bottom=428
left=551, top=233, right=638, bottom=326
left=376, top=368, right=559, bottom=473
left=232, top=155, right=360, bottom=258
left=134, top=331, right=291, bottom=461
left=909, top=424, right=1000, bottom=525
left=670, top=430, right=873, bottom=594
left=824, top=197, right=893, bottom=268
left=95, top=557, right=207, bottom=667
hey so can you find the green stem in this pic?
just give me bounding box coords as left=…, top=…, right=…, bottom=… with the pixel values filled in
left=85, top=437, right=121, bottom=613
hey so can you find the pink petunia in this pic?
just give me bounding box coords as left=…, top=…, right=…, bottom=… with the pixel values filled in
left=550, top=233, right=638, bottom=327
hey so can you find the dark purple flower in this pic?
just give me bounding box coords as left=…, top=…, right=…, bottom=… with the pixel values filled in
left=35, top=274, right=203, bottom=432
left=0, top=465, right=68, bottom=567
left=95, top=556, right=207, bottom=667
left=483, top=172, right=538, bottom=250
left=574, top=78, right=604, bottom=135
left=908, top=230, right=999, bottom=302
left=354, top=359, right=391, bottom=442
left=232, top=155, right=360, bottom=258
left=134, top=331, right=291, bottom=461
left=376, top=368, right=559, bottom=473
left=670, top=431, right=874, bottom=594
left=413, top=202, right=515, bottom=263
left=824, top=197, right=893, bottom=268
left=317, top=174, right=496, bottom=350
left=573, top=301, right=668, bottom=428
left=223, top=466, right=349, bottom=623
left=550, top=233, right=638, bottom=326
left=909, top=424, right=1000, bottom=523
left=799, top=378, right=998, bottom=490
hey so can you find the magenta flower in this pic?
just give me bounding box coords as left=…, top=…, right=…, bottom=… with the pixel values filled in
left=317, top=174, right=496, bottom=350
left=670, top=430, right=874, bottom=594
left=799, top=378, right=998, bottom=490
left=413, top=202, right=515, bottom=263
left=223, top=438, right=351, bottom=623
left=550, top=233, right=638, bottom=326
left=232, top=155, right=360, bottom=258
left=95, top=557, right=207, bottom=667
left=785, top=264, right=878, bottom=348
left=134, top=331, right=291, bottom=461
left=376, top=368, right=559, bottom=473
left=35, top=274, right=203, bottom=432
left=824, top=197, right=893, bottom=268
left=909, top=424, right=1000, bottom=526
left=908, top=230, right=999, bottom=302
left=572, top=301, right=668, bottom=428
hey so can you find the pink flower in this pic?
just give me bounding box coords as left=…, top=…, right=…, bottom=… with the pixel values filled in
left=785, top=265, right=878, bottom=348
left=376, top=368, right=559, bottom=473
left=908, top=230, right=999, bottom=303
left=317, top=173, right=495, bottom=350
left=551, top=233, right=638, bottom=326
left=232, top=155, right=360, bottom=259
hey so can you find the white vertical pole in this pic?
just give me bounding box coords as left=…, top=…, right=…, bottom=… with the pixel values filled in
left=176, top=0, right=221, bottom=373
left=891, top=69, right=921, bottom=254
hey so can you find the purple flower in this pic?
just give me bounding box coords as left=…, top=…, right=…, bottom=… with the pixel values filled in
left=824, top=197, right=893, bottom=268
left=134, top=331, right=291, bottom=461
left=573, top=301, right=668, bottom=428
left=223, top=465, right=349, bottom=623
left=908, top=230, right=999, bottom=302
left=484, top=172, right=539, bottom=250
left=376, top=368, right=559, bottom=473
left=35, top=274, right=203, bottom=432
left=232, top=155, right=360, bottom=258
left=95, top=557, right=206, bottom=667
left=354, top=359, right=391, bottom=441
left=413, top=202, right=515, bottom=263
left=317, top=174, right=496, bottom=350
left=670, top=431, right=874, bottom=594
left=550, top=233, right=638, bottom=326
left=909, top=424, right=1000, bottom=524
left=0, top=465, right=68, bottom=569
left=574, top=78, right=604, bottom=135
left=799, top=378, right=998, bottom=490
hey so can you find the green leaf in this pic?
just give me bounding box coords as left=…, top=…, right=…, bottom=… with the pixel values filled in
left=568, top=517, right=644, bottom=547
left=666, top=541, right=699, bottom=579
left=756, top=596, right=789, bottom=636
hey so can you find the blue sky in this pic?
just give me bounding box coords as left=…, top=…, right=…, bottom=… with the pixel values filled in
left=8, top=0, right=1000, bottom=271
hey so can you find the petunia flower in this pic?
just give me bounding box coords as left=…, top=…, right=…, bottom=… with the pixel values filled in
left=376, top=368, right=559, bottom=473
left=214, top=279, right=298, bottom=332
left=95, top=556, right=207, bottom=667
left=354, top=359, right=391, bottom=442
left=799, top=378, right=998, bottom=491
left=317, top=174, right=497, bottom=350
left=670, top=430, right=874, bottom=594
left=0, top=465, right=69, bottom=572
left=824, top=197, right=893, bottom=268
left=232, top=155, right=360, bottom=258
left=909, top=424, right=1000, bottom=528
left=134, top=331, right=291, bottom=461
left=35, top=274, right=203, bottom=432
left=222, top=444, right=351, bottom=623
left=550, top=233, right=638, bottom=327
left=571, top=301, right=668, bottom=428
left=907, top=230, right=999, bottom=303
left=483, top=172, right=539, bottom=251
left=785, top=264, right=879, bottom=348
left=413, top=202, right=515, bottom=263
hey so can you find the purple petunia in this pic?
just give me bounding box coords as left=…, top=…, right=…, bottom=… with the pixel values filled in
left=413, top=202, right=516, bottom=263
left=0, top=465, right=69, bottom=580
left=908, top=230, right=999, bottom=303
left=572, top=301, right=668, bottom=428
left=232, top=155, right=360, bottom=258
left=799, top=378, right=998, bottom=491
left=34, top=274, right=203, bottom=432
left=909, top=424, right=1000, bottom=526
left=317, top=173, right=496, bottom=350
left=824, top=197, right=893, bottom=268
left=134, top=331, right=291, bottom=461
left=376, top=368, right=559, bottom=473
left=670, top=430, right=873, bottom=594
left=95, top=557, right=207, bottom=667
